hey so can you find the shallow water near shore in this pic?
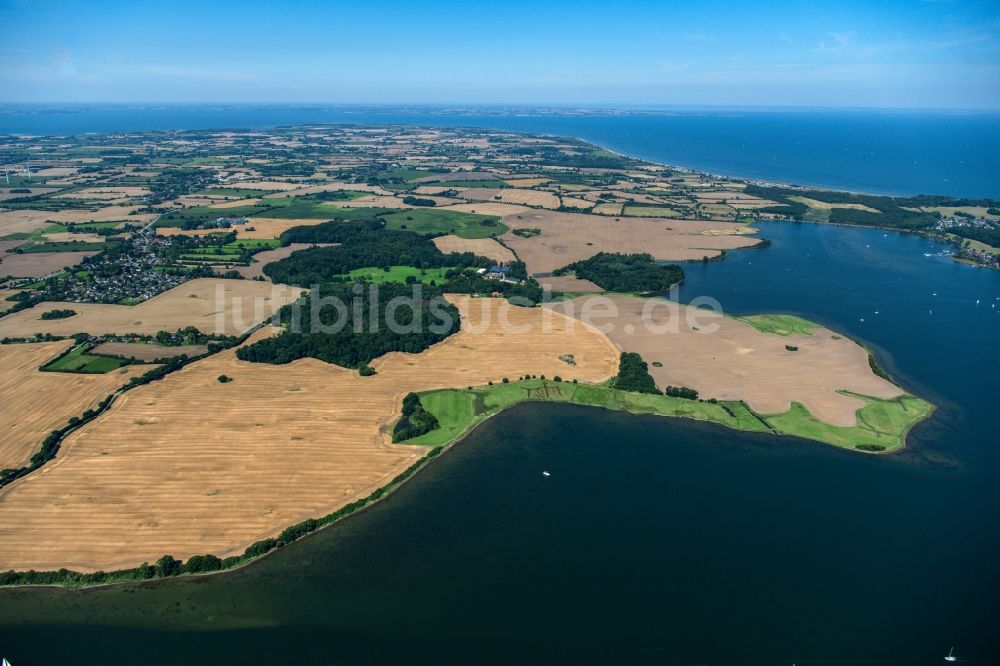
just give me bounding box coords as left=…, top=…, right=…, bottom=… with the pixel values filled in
left=1, top=222, right=999, bottom=665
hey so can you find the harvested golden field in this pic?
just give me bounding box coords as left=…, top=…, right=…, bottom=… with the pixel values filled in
left=697, top=203, right=738, bottom=216
left=0, top=187, right=61, bottom=202
left=0, top=212, right=54, bottom=236
left=210, top=197, right=262, bottom=209
left=561, top=197, right=596, bottom=209
left=460, top=187, right=561, bottom=209
left=622, top=206, right=682, bottom=218
left=692, top=192, right=780, bottom=210
left=0, top=288, right=24, bottom=313
left=261, top=183, right=393, bottom=198
left=608, top=192, right=667, bottom=205
left=0, top=296, right=619, bottom=571
left=439, top=202, right=531, bottom=216
left=0, top=340, right=151, bottom=470
left=592, top=202, right=624, bottom=216
left=175, top=195, right=225, bottom=207
left=505, top=178, right=551, bottom=187
left=0, top=206, right=154, bottom=233
left=224, top=243, right=329, bottom=279
left=0, top=279, right=304, bottom=338
left=338, top=195, right=414, bottom=208
left=552, top=295, right=901, bottom=426
left=39, top=231, right=105, bottom=243
left=536, top=275, right=603, bottom=293
left=0, top=251, right=100, bottom=278
left=0, top=240, right=25, bottom=254
left=239, top=217, right=333, bottom=239
left=700, top=226, right=757, bottom=236
left=53, top=187, right=151, bottom=201
left=500, top=210, right=762, bottom=273
left=91, top=342, right=209, bottom=361
left=410, top=171, right=498, bottom=184
left=33, top=167, right=79, bottom=178
left=432, top=235, right=516, bottom=263
left=210, top=181, right=301, bottom=191
left=788, top=196, right=881, bottom=213
left=413, top=186, right=465, bottom=195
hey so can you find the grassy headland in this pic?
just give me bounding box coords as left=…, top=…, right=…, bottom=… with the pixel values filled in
left=404, top=378, right=931, bottom=455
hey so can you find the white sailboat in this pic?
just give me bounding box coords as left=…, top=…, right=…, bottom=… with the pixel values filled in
left=944, top=646, right=957, bottom=662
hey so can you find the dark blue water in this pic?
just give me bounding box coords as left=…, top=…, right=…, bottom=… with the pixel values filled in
left=1, top=222, right=998, bottom=665
left=2, top=104, right=999, bottom=198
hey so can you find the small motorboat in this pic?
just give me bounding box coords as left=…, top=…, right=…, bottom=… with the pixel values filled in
left=3, top=657, right=13, bottom=666
left=541, top=471, right=551, bottom=477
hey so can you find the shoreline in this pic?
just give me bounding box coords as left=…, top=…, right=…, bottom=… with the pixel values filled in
left=3, top=114, right=997, bottom=201
left=0, top=122, right=956, bottom=588
left=0, top=369, right=935, bottom=589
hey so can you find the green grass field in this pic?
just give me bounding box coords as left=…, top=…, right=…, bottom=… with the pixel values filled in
left=344, top=265, right=454, bottom=284
left=42, top=345, right=129, bottom=374
left=19, top=241, right=105, bottom=253
left=405, top=379, right=772, bottom=447
left=182, top=238, right=281, bottom=258
left=381, top=209, right=507, bottom=239
left=403, top=379, right=932, bottom=454
left=739, top=314, right=820, bottom=336
left=405, top=390, right=479, bottom=446
left=156, top=203, right=271, bottom=226
left=377, top=168, right=444, bottom=183
left=763, top=391, right=933, bottom=452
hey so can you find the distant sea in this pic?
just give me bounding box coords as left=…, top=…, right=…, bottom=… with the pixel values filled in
left=1, top=104, right=999, bottom=199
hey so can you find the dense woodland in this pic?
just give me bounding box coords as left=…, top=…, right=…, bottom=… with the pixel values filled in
left=269, top=219, right=547, bottom=302
left=267, top=219, right=491, bottom=285
left=611, top=352, right=661, bottom=394
left=556, top=252, right=685, bottom=293
left=236, top=283, right=461, bottom=369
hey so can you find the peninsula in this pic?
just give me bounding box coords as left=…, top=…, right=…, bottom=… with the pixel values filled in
left=0, top=124, right=960, bottom=585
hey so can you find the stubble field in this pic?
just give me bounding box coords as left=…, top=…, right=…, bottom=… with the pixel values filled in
left=0, top=296, right=619, bottom=571
left=0, top=279, right=304, bottom=338
left=501, top=210, right=762, bottom=273
left=0, top=340, right=151, bottom=470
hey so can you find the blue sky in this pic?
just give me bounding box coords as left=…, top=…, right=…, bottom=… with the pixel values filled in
left=1, top=0, right=999, bottom=108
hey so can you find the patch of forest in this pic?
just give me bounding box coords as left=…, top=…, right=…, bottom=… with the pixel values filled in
left=235, top=282, right=461, bottom=370
left=554, top=252, right=684, bottom=293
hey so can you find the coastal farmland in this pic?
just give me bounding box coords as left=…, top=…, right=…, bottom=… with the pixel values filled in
left=552, top=295, right=904, bottom=427
left=0, top=296, right=619, bottom=572
left=431, top=235, right=516, bottom=263
left=501, top=210, right=762, bottom=273
left=90, top=342, right=210, bottom=361
left=0, top=340, right=150, bottom=470
left=0, top=279, right=304, bottom=338
left=0, top=251, right=101, bottom=279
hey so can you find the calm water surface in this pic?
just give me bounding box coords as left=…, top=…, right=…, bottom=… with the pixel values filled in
left=1, top=222, right=998, bottom=665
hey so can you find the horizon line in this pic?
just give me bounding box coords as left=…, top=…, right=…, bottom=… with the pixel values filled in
left=2, top=102, right=1000, bottom=113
